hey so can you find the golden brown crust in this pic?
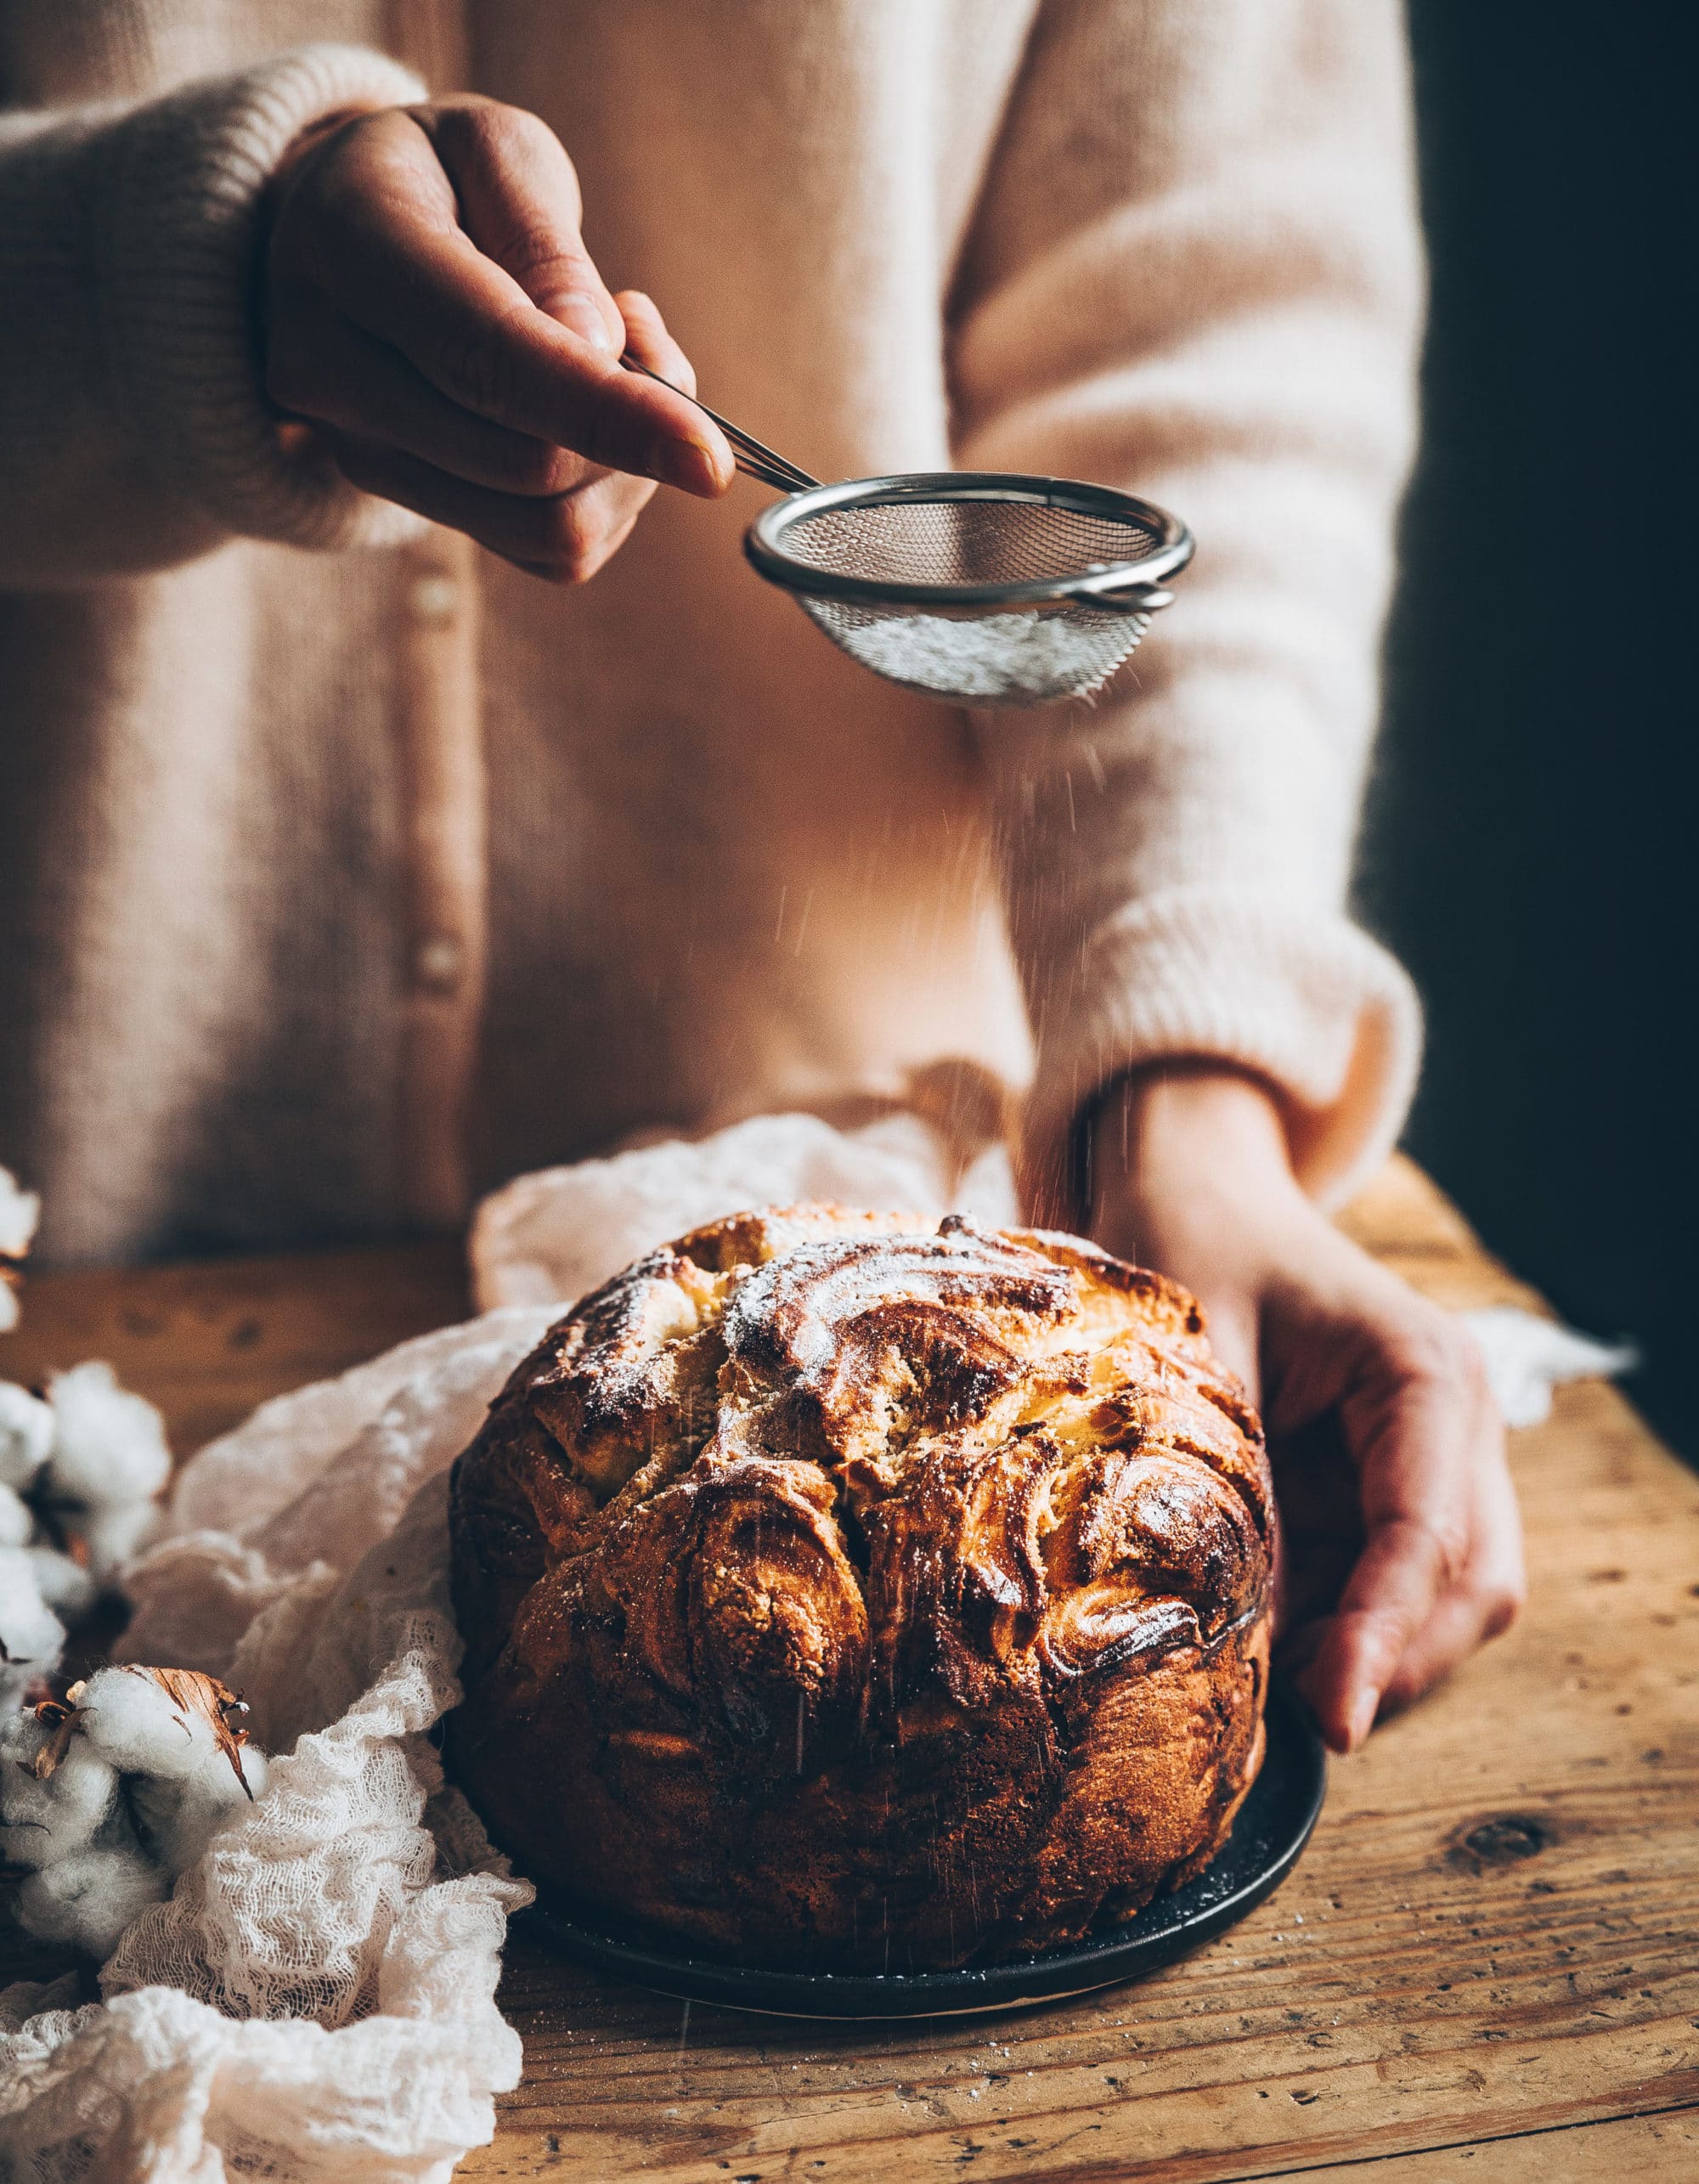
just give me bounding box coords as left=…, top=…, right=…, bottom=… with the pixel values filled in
left=448, top=1206, right=1274, bottom=1972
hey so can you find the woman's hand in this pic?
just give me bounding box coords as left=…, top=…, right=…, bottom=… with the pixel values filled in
left=261, top=97, right=732, bottom=578
left=1085, top=1064, right=1524, bottom=1753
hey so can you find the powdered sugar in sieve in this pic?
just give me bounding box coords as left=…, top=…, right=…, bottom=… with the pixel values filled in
left=795, top=600, right=1154, bottom=707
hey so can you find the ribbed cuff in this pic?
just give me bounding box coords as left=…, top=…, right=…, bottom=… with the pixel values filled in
left=97, top=44, right=426, bottom=550
left=1020, top=888, right=1423, bottom=1215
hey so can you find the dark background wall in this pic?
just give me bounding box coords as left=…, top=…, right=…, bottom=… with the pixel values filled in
left=1364, top=2, right=1696, bottom=1457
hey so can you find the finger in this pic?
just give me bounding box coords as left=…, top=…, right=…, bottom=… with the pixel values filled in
left=326, top=433, right=654, bottom=581
left=1474, top=1425, right=1527, bottom=1637
left=1375, top=1590, right=1493, bottom=1719
left=1267, top=1413, right=1364, bottom=1635
left=1296, top=1531, right=1465, bottom=1752
left=1295, top=1588, right=1433, bottom=1754
left=271, top=314, right=595, bottom=498
left=1273, top=1614, right=1329, bottom=1684
left=1379, top=1431, right=1524, bottom=1714
left=417, top=99, right=623, bottom=355
left=315, top=115, right=731, bottom=493
left=1294, top=1335, right=1485, bottom=1750
left=615, top=290, right=699, bottom=398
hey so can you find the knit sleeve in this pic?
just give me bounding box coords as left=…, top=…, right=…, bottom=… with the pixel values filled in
left=948, top=0, right=1425, bottom=1211
left=0, top=44, right=424, bottom=584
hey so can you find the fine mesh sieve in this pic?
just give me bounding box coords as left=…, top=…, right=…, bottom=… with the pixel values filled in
left=746, top=477, right=1192, bottom=707
left=622, top=357, right=1194, bottom=707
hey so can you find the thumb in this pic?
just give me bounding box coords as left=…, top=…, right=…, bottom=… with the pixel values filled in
left=417, top=98, right=626, bottom=357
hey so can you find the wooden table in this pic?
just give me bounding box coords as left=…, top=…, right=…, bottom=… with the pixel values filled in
left=3, top=1161, right=1696, bottom=2181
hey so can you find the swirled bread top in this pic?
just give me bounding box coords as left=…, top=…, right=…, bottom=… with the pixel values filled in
left=462, top=1207, right=1272, bottom=1741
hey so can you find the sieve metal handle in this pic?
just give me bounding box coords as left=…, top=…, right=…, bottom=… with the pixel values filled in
left=619, top=355, right=818, bottom=494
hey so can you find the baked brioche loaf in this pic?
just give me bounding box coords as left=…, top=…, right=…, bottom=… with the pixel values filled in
left=448, top=1206, right=1273, bottom=1972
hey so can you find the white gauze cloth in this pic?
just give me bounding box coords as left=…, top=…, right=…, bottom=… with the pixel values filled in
left=0, top=1308, right=555, bottom=2184
left=0, top=1113, right=1631, bottom=2181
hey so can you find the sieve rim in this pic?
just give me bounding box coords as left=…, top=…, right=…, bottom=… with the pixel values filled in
left=743, top=472, right=1194, bottom=612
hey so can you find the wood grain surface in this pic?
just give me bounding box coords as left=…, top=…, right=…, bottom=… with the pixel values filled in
left=2, top=1159, right=1695, bottom=2181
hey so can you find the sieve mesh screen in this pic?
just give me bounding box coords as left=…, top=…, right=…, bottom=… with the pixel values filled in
left=776, top=497, right=1166, bottom=589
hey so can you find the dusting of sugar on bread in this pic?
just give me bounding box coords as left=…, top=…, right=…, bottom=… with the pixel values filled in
left=449, top=1205, right=1273, bottom=1973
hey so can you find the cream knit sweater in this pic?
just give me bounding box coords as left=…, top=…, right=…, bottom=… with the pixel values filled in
left=0, top=2, right=1424, bottom=1264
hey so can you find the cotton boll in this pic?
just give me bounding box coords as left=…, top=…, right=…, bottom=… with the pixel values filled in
left=1, top=1656, right=43, bottom=1716
left=0, top=1165, right=39, bottom=1257
left=0, top=1701, right=46, bottom=1767
left=0, top=1381, right=54, bottom=1492
left=0, top=1478, right=32, bottom=1547
left=3, top=1665, right=266, bottom=1958
left=44, top=1363, right=172, bottom=1507
left=15, top=1843, right=168, bottom=1959
left=0, top=1545, right=67, bottom=1704
left=129, top=1740, right=267, bottom=1871
left=0, top=1702, right=52, bottom=1786
left=0, top=1718, right=122, bottom=1871
left=71, top=1667, right=257, bottom=1807
left=76, top=1497, right=163, bottom=1583
left=25, top=1543, right=100, bottom=1621
left=0, top=1168, right=37, bottom=1335
left=71, top=1665, right=214, bottom=1780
